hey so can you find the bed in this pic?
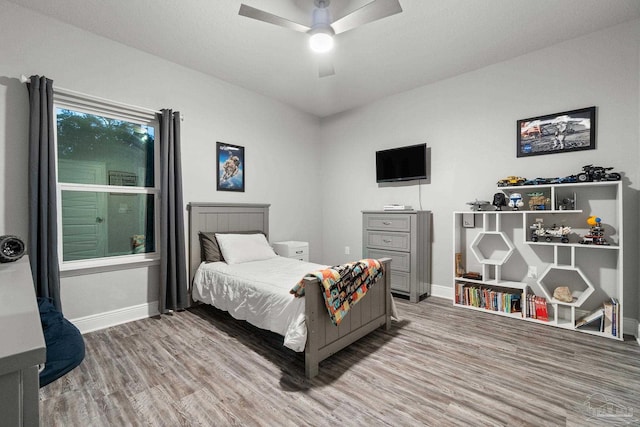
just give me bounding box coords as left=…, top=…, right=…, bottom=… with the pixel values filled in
left=188, top=202, right=392, bottom=378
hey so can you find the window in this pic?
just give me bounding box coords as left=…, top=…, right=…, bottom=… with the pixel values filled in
left=54, top=96, right=159, bottom=269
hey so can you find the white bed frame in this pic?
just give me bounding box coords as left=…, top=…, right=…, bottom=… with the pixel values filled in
left=188, top=202, right=392, bottom=378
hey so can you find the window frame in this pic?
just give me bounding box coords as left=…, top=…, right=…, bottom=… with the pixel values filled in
left=53, top=94, right=161, bottom=272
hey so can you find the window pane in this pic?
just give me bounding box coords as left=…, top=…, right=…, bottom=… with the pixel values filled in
left=61, top=191, right=155, bottom=261
left=57, top=108, right=155, bottom=187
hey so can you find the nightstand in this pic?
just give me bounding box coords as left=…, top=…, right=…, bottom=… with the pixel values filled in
left=272, top=241, right=309, bottom=262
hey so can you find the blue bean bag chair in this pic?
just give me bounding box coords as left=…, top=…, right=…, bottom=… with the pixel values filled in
left=37, top=297, right=85, bottom=387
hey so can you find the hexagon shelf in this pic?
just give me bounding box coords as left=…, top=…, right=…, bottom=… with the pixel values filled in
left=469, top=231, right=515, bottom=265
left=537, top=265, right=594, bottom=307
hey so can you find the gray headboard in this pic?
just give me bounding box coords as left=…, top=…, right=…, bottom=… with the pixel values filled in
left=187, top=203, right=270, bottom=284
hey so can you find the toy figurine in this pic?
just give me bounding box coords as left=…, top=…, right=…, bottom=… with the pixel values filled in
left=492, top=193, right=507, bottom=210
left=580, top=216, right=610, bottom=245
left=508, top=193, right=524, bottom=210
left=558, top=197, right=575, bottom=210
left=527, top=192, right=549, bottom=210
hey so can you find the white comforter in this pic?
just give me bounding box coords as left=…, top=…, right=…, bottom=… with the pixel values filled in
left=192, top=256, right=327, bottom=352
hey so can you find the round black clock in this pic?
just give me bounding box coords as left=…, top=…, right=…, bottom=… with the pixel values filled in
left=0, top=235, right=26, bottom=263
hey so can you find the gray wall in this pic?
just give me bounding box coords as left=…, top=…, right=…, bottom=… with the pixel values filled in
left=0, top=1, right=323, bottom=321
left=0, top=1, right=638, bottom=331
left=319, top=20, right=640, bottom=323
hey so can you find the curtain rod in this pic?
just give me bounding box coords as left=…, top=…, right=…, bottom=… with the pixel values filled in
left=19, top=75, right=181, bottom=120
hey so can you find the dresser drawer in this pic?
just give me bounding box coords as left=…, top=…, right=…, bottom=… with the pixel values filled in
left=365, top=231, right=410, bottom=252
left=364, top=214, right=411, bottom=232
left=365, top=248, right=411, bottom=272
left=389, top=270, right=411, bottom=293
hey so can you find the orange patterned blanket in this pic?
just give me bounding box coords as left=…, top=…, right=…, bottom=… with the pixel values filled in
left=291, top=259, right=383, bottom=326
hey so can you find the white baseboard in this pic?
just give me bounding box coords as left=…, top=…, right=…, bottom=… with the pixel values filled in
left=69, top=301, right=159, bottom=334
left=627, top=317, right=640, bottom=344
left=430, top=283, right=452, bottom=299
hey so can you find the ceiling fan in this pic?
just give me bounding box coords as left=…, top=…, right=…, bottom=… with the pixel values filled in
left=238, top=0, right=403, bottom=78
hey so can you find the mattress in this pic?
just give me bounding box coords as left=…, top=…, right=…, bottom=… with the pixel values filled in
left=192, top=256, right=327, bottom=352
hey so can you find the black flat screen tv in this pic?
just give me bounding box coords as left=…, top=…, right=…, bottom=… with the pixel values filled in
left=376, top=143, right=427, bottom=183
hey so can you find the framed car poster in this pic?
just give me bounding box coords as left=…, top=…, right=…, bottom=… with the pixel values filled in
left=517, top=107, right=596, bottom=157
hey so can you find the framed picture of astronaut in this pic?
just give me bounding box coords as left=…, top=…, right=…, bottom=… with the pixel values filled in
left=216, top=142, right=245, bottom=192
left=516, top=106, right=596, bottom=158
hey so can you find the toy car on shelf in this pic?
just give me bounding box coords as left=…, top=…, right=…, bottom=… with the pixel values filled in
left=576, top=165, right=621, bottom=182
left=523, top=177, right=552, bottom=186
left=550, top=175, right=578, bottom=184
left=530, top=219, right=571, bottom=243
left=497, top=176, right=526, bottom=187
left=580, top=216, right=610, bottom=245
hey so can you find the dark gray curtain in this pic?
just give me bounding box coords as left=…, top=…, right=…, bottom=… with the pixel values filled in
left=27, top=75, right=62, bottom=312
left=157, top=109, right=188, bottom=313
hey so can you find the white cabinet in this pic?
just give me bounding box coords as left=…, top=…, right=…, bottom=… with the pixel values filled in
left=363, top=210, right=431, bottom=302
left=0, top=257, right=46, bottom=426
left=453, top=181, right=623, bottom=340
left=272, top=241, right=309, bottom=262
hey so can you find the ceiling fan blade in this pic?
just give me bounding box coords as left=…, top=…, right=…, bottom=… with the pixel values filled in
left=239, top=4, right=310, bottom=33
left=331, top=0, right=402, bottom=35
left=318, top=56, right=335, bottom=78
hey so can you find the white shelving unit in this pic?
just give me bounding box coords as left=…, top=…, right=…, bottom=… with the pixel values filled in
left=453, top=181, right=623, bottom=340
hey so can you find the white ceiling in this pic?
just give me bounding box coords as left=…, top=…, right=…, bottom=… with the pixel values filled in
left=8, top=0, right=640, bottom=117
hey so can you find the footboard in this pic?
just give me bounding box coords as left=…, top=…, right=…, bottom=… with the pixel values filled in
left=304, top=258, right=392, bottom=378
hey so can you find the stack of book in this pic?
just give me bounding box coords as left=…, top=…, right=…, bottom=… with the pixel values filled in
left=576, top=298, right=620, bottom=336
left=454, top=282, right=521, bottom=314
left=525, top=293, right=549, bottom=321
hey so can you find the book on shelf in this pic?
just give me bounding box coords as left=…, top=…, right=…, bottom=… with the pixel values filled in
left=574, top=299, right=620, bottom=336
left=454, top=282, right=522, bottom=314
left=576, top=307, right=604, bottom=329
left=524, top=290, right=548, bottom=321
left=611, top=297, right=619, bottom=337
left=455, top=252, right=465, bottom=278
left=603, top=301, right=613, bottom=335
left=535, top=296, right=548, bottom=321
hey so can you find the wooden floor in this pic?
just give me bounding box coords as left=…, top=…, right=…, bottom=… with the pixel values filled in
left=40, top=297, right=640, bottom=426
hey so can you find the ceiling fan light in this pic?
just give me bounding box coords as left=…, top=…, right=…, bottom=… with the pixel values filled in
left=309, top=30, right=334, bottom=53
left=309, top=2, right=333, bottom=53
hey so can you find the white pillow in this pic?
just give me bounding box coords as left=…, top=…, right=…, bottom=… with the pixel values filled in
left=214, top=233, right=277, bottom=265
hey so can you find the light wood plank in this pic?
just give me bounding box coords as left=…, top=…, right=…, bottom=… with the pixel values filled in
left=40, top=297, right=640, bottom=426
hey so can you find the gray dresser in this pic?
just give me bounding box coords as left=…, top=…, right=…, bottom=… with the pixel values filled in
left=0, top=257, right=46, bottom=427
left=362, top=210, right=431, bottom=302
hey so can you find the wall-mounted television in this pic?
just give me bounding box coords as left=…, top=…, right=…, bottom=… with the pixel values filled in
left=376, top=143, right=427, bottom=183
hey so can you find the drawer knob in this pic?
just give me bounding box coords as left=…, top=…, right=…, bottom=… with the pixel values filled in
left=383, top=221, right=392, bottom=225
left=383, top=239, right=392, bottom=243
left=295, top=250, right=303, bottom=254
